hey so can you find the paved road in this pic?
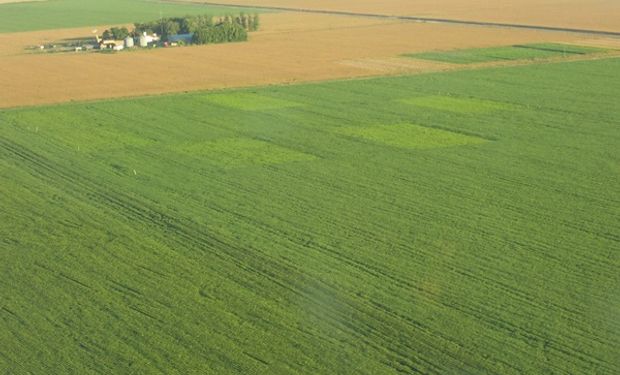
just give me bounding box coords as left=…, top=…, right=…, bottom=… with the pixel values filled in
left=199, top=1, right=620, bottom=37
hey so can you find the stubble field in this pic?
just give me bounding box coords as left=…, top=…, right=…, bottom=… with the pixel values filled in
left=181, top=0, right=620, bottom=33
left=1, top=57, right=619, bottom=374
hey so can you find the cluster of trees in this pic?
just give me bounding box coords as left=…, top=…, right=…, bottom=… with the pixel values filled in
left=191, top=17, right=249, bottom=44
left=132, top=13, right=259, bottom=43
left=102, top=26, right=130, bottom=40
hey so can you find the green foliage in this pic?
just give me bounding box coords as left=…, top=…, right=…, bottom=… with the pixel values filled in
left=192, top=17, right=249, bottom=45
left=405, top=43, right=609, bottom=64
left=205, top=92, right=301, bottom=110
left=102, top=26, right=129, bottom=40
left=1, top=58, right=619, bottom=374
left=134, top=18, right=181, bottom=39
left=234, top=13, right=260, bottom=31
left=252, top=13, right=260, bottom=31
left=191, top=27, right=210, bottom=45
left=180, top=14, right=214, bottom=34
left=178, top=138, right=316, bottom=167
left=161, top=20, right=181, bottom=41
left=0, top=0, right=265, bottom=33
left=133, top=12, right=257, bottom=44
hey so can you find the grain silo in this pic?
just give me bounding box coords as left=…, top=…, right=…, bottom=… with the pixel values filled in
left=125, top=36, right=134, bottom=48
left=139, top=34, right=148, bottom=48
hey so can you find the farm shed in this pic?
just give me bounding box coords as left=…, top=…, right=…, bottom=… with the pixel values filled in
left=99, top=39, right=124, bottom=50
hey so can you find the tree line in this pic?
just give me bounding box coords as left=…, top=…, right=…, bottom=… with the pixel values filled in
left=132, top=13, right=260, bottom=44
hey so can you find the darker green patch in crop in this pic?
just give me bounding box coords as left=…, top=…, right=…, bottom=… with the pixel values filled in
left=404, top=43, right=609, bottom=64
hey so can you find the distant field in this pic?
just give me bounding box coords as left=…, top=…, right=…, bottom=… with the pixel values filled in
left=0, top=0, right=263, bottom=33
left=406, top=43, right=609, bottom=64
left=178, top=0, right=620, bottom=33
left=1, top=58, right=619, bottom=373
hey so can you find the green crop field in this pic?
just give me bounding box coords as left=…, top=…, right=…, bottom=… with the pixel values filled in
left=1, top=58, right=619, bottom=374
left=405, top=43, right=608, bottom=64
left=0, top=0, right=264, bottom=33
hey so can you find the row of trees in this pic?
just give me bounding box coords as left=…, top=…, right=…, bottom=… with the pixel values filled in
left=192, top=20, right=247, bottom=44
left=132, top=13, right=259, bottom=42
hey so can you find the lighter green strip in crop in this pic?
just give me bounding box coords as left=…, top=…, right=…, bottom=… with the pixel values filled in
left=176, top=138, right=316, bottom=167
left=204, top=93, right=302, bottom=111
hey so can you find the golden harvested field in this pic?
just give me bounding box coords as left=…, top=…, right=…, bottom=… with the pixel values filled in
left=1, top=13, right=611, bottom=109
left=181, top=0, right=620, bottom=33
